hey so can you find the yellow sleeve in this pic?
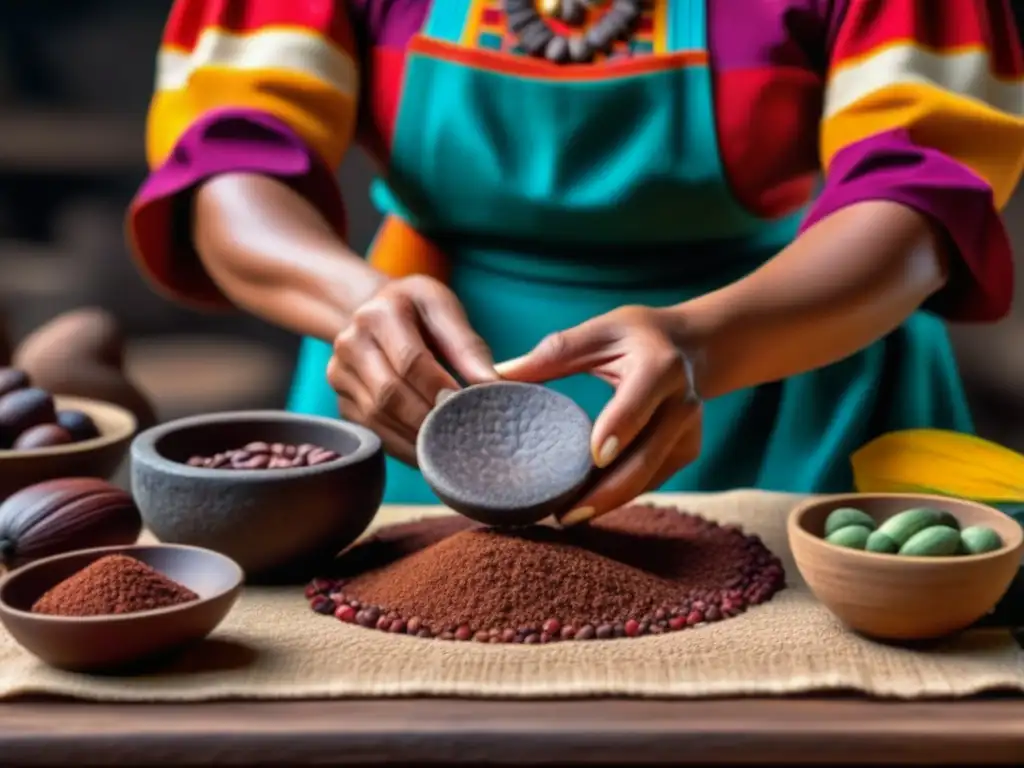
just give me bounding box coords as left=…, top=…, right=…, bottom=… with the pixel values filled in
left=128, top=0, right=358, bottom=309
left=820, top=0, right=1024, bottom=209
left=147, top=0, right=359, bottom=170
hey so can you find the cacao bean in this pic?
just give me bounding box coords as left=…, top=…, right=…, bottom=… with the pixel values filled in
left=12, top=424, right=74, bottom=450
left=0, top=367, right=30, bottom=399
left=55, top=409, right=100, bottom=442
left=0, top=477, right=142, bottom=568
left=0, top=388, right=56, bottom=448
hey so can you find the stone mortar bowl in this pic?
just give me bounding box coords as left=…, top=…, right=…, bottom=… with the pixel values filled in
left=789, top=492, right=1024, bottom=641
left=0, top=395, right=137, bottom=501
left=131, top=411, right=385, bottom=582
left=417, top=382, right=594, bottom=527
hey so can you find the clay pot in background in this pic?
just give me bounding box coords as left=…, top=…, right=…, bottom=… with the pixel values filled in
left=13, top=307, right=156, bottom=431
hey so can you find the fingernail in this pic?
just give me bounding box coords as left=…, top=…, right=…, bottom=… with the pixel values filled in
left=435, top=388, right=456, bottom=407
left=561, top=506, right=595, bottom=527
left=595, top=436, right=619, bottom=468
left=494, top=356, right=527, bottom=377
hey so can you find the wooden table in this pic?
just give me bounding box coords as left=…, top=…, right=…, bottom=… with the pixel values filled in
left=3, top=568, right=1024, bottom=766
left=3, top=697, right=1024, bottom=766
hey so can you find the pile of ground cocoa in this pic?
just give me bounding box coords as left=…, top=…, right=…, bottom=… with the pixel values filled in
left=307, top=504, right=785, bottom=642
left=32, top=554, right=199, bottom=616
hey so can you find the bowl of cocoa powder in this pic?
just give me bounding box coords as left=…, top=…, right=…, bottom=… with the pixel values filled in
left=130, top=411, right=385, bottom=581
left=0, top=543, right=242, bottom=672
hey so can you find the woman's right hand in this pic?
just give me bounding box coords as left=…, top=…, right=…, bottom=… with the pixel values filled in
left=327, top=275, right=497, bottom=464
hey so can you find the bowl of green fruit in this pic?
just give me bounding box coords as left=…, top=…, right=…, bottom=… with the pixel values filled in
left=788, top=493, right=1023, bottom=641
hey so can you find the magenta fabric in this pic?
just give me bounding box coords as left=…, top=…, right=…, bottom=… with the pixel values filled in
left=130, top=109, right=345, bottom=306
left=137, top=111, right=313, bottom=201
left=801, top=129, right=1014, bottom=322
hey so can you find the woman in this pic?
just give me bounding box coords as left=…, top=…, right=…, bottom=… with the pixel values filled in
left=129, top=0, right=1024, bottom=525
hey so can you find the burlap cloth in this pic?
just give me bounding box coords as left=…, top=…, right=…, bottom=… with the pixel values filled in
left=0, top=490, right=1021, bottom=701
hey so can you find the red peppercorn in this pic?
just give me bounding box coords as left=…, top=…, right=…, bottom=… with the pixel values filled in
left=624, top=619, right=640, bottom=637
left=542, top=618, right=561, bottom=635
left=311, top=577, right=333, bottom=593
left=334, top=604, right=357, bottom=623
left=454, top=625, right=472, bottom=641
left=668, top=616, right=686, bottom=631
left=310, top=596, right=335, bottom=615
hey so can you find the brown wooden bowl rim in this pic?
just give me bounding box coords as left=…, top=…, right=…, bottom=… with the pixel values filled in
left=0, top=395, right=137, bottom=458
left=788, top=492, right=1024, bottom=566
left=0, top=543, right=244, bottom=624
left=130, top=409, right=382, bottom=480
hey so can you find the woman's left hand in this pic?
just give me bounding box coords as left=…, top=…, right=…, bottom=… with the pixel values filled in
left=494, top=305, right=702, bottom=527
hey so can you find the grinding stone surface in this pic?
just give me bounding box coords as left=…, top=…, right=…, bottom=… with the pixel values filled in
left=417, top=383, right=593, bottom=524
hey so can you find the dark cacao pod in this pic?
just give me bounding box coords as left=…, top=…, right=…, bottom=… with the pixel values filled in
left=0, top=367, right=30, bottom=399
left=0, top=388, right=56, bottom=448
left=15, top=308, right=124, bottom=370
left=56, top=409, right=100, bottom=442
left=13, top=308, right=157, bottom=431
left=12, top=424, right=73, bottom=450
left=0, top=478, right=142, bottom=568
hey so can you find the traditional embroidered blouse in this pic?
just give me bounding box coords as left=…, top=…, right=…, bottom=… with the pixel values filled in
left=129, top=0, right=1024, bottom=320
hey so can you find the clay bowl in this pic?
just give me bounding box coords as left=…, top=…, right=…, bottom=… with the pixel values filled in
left=0, top=395, right=137, bottom=500
left=789, top=493, right=1024, bottom=641
left=0, top=543, right=242, bottom=673
left=417, top=382, right=594, bottom=526
left=131, top=411, right=385, bottom=580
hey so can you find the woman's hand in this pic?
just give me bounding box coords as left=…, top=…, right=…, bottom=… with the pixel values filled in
left=495, top=305, right=702, bottom=526
left=328, top=275, right=498, bottom=464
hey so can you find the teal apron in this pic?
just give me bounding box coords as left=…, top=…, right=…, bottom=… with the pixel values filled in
left=288, top=0, right=974, bottom=505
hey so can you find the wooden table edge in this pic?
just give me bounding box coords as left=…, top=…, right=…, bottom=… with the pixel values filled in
left=3, top=697, right=1024, bottom=765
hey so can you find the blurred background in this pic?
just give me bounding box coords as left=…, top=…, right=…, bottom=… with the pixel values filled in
left=0, top=1, right=1022, bottom=448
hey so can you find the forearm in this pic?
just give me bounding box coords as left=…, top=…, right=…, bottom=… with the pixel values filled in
left=676, top=201, right=951, bottom=399
left=193, top=173, right=387, bottom=342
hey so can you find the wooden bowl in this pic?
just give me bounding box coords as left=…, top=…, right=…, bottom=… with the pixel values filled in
left=789, top=493, right=1024, bottom=641
left=0, top=543, right=242, bottom=672
left=0, top=395, right=137, bottom=500
left=417, top=382, right=593, bottom=526
left=131, top=411, right=385, bottom=580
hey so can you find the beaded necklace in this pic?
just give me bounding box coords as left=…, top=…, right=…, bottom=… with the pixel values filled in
left=502, top=0, right=645, bottom=64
